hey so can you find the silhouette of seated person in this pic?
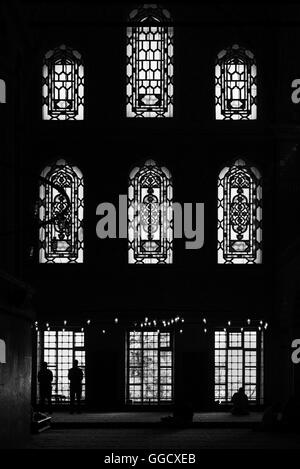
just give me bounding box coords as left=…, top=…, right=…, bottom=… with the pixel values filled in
left=231, top=387, right=249, bottom=415
left=38, top=361, right=53, bottom=414
left=68, top=359, right=84, bottom=414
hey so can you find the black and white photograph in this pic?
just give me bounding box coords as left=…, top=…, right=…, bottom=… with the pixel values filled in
left=1, top=0, right=300, bottom=457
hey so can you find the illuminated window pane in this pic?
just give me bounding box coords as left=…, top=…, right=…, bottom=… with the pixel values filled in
left=127, top=331, right=173, bottom=404
left=42, top=44, right=84, bottom=120
left=229, top=332, right=242, bottom=348
left=215, top=44, right=257, bottom=120
left=39, top=159, right=84, bottom=264
left=128, top=159, right=173, bottom=264
left=127, top=5, right=173, bottom=118
left=160, top=333, right=170, bottom=348
left=0, top=339, right=6, bottom=363
left=244, top=331, right=257, bottom=349
left=214, top=329, right=262, bottom=403
left=42, top=330, right=85, bottom=403
left=218, top=159, right=262, bottom=264
left=0, top=79, right=6, bottom=103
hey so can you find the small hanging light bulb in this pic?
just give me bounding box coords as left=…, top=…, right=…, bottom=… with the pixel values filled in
left=81, top=327, right=84, bottom=332
left=204, top=328, right=207, bottom=333
left=102, top=329, right=106, bottom=334
left=228, top=320, right=231, bottom=326
left=264, top=323, right=268, bottom=329
left=203, top=318, right=207, bottom=324
left=179, top=329, right=183, bottom=334
left=114, top=318, right=119, bottom=324
left=87, top=319, right=91, bottom=325
left=247, top=319, right=251, bottom=325
left=64, top=320, right=67, bottom=326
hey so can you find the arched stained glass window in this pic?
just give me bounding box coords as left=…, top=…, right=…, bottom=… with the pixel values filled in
left=217, top=159, right=262, bottom=264
left=128, top=160, right=173, bottom=264
left=215, top=44, right=257, bottom=120
left=126, top=5, right=174, bottom=118
left=39, top=159, right=84, bottom=263
left=42, top=44, right=84, bottom=120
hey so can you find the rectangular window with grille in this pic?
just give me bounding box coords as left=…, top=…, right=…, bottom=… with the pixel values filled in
left=41, top=330, right=86, bottom=404
left=214, top=329, right=263, bottom=404
left=126, top=330, right=174, bottom=405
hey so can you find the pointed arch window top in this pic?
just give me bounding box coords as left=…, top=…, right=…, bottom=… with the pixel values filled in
left=218, top=158, right=262, bottom=264
left=42, top=44, right=84, bottom=121
left=215, top=44, right=257, bottom=121
left=128, top=4, right=172, bottom=22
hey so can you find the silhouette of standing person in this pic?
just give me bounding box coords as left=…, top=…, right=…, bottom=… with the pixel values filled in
left=38, top=361, right=53, bottom=414
left=68, top=359, right=83, bottom=414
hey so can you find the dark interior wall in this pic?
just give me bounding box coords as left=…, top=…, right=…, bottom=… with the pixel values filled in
left=0, top=309, right=32, bottom=449
left=86, top=327, right=125, bottom=409
left=174, top=325, right=213, bottom=410
left=20, top=3, right=277, bottom=317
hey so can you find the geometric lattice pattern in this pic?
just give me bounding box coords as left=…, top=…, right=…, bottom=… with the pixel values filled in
left=217, top=159, right=262, bottom=264
left=128, top=160, right=173, bottom=264
left=43, top=331, right=85, bottom=403
left=126, top=5, right=173, bottom=117
left=39, top=159, right=84, bottom=263
left=42, top=44, right=84, bottom=120
left=215, top=44, right=257, bottom=120
left=215, top=330, right=259, bottom=403
left=127, top=331, right=173, bottom=404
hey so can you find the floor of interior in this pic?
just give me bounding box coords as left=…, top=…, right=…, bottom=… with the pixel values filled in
left=25, top=427, right=300, bottom=450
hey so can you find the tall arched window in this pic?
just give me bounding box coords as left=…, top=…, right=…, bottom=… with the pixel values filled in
left=128, top=160, right=173, bottom=264
left=217, top=159, right=262, bottom=264
left=0, top=79, right=6, bottom=103
left=126, top=5, right=174, bottom=118
left=42, top=44, right=84, bottom=120
left=215, top=44, right=257, bottom=120
left=39, top=159, right=84, bottom=263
